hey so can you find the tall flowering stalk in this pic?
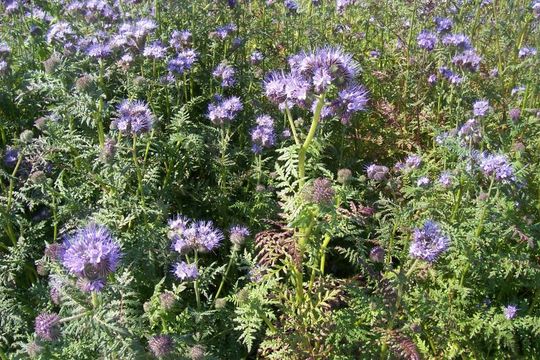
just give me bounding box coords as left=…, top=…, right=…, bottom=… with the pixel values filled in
left=263, top=47, right=368, bottom=304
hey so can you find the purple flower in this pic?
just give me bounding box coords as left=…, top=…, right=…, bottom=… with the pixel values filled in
left=86, top=43, right=111, bottom=59
left=207, top=96, right=243, bottom=125
left=417, top=176, right=430, bottom=187
left=473, top=100, right=490, bottom=117
left=284, top=0, right=299, bottom=12
left=409, top=220, right=451, bottom=262
left=250, top=114, right=276, bottom=153
left=438, top=171, right=453, bottom=188
left=442, top=33, right=472, bottom=50
left=213, top=23, right=236, bottom=40
left=508, top=108, right=521, bottom=122
left=293, top=47, right=358, bottom=89
left=167, top=49, right=198, bottom=75
left=417, top=30, right=437, bottom=51
left=35, top=312, right=61, bottom=341
left=143, top=41, right=167, bottom=59
left=250, top=50, right=264, bottom=65
left=0, top=42, right=11, bottom=58
left=112, top=100, right=155, bottom=135
left=434, top=17, right=453, bottom=33
left=518, top=47, right=537, bottom=59
left=438, top=67, right=463, bottom=84
left=503, top=304, right=518, bottom=319
left=366, top=164, right=389, bottom=181
left=149, top=335, right=174, bottom=358
left=170, top=217, right=225, bottom=253
left=213, top=62, right=236, bottom=88
left=47, top=22, right=75, bottom=44
left=3, top=147, right=19, bottom=167
left=336, top=0, right=357, bottom=13
left=405, top=155, right=422, bottom=169
left=172, top=261, right=199, bottom=281
left=479, top=153, right=515, bottom=182
left=61, top=224, right=122, bottom=291
left=333, top=85, right=369, bottom=124
left=369, top=246, right=385, bottom=263
left=428, top=74, right=437, bottom=85
left=458, top=118, right=482, bottom=143
left=169, top=30, right=192, bottom=50
left=229, top=225, right=250, bottom=247
left=452, top=50, right=481, bottom=71
left=309, top=177, right=335, bottom=204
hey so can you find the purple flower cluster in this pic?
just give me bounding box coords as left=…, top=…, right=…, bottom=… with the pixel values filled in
left=35, top=312, right=61, bottom=341
left=148, top=335, right=174, bottom=358
left=207, top=96, right=243, bottom=125
left=417, top=30, right=437, bottom=51
left=366, top=164, right=389, bottom=181
left=213, top=62, right=236, bottom=88
left=212, top=23, right=237, bottom=40
left=168, top=215, right=225, bottom=253
left=250, top=114, right=276, bottom=153
left=434, top=17, right=453, bottom=33
left=336, top=0, right=357, bottom=13
left=452, top=50, right=481, bottom=72
left=479, top=153, right=515, bottom=183
left=61, top=224, right=122, bottom=292
left=417, top=176, right=430, bottom=187
left=169, top=30, right=192, bottom=50
left=473, top=100, right=490, bottom=117
left=172, top=261, right=199, bottom=281
left=143, top=41, right=167, bottom=59
left=47, top=22, right=75, bottom=44
left=167, top=49, right=198, bottom=75
left=86, top=43, right=112, bottom=59
left=438, top=67, right=463, bottom=84
left=409, top=220, right=451, bottom=262
left=112, top=100, right=155, bottom=135
left=442, top=33, right=472, bottom=50
left=438, top=171, right=453, bottom=188
left=3, top=146, right=19, bottom=167
left=110, top=19, right=156, bottom=50
left=503, top=305, right=518, bottom=319
left=264, top=47, right=368, bottom=123
left=229, top=225, right=250, bottom=247
left=458, top=118, right=482, bottom=144
left=250, top=50, right=264, bottom=65
left=518, top=47, right=537, bottom=59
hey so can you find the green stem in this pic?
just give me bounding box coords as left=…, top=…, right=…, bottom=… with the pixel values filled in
left=193, top=252, right=201, bottom=309
left=298, top=95, right=325, bottom=188
left=318, top=233, right=332, bottom=275
left=91, top=292, right=99, bottom=309
left=285, top=106, right=300, bottom=146
left=132, top=135, right=145, bottom=205
left=213, top=249, right=237, bottom=306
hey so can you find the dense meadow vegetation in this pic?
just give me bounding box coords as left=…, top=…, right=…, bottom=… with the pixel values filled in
left=1, top=0, right=539, bottom=358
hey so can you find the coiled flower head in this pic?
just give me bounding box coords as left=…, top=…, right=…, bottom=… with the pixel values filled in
left=35, top=312, right=61, bottom=341
left=250, top=115, right=276, bottom=153
left=172, top=261, right=199, bottom=281
left=366, top=164, right=389, bottom=181
left=148, top=335, right=174, bottom=358
left=229, top=225, right=250, bottom=247
left=61, top=224, right=122, bottom=292
left=112, top=100, right=155, bottom=135
left=207, top=96, right=243, bottom=125
left=409, top=220, right=450, bottom=262
left=169, top=216, right=224, bottom=253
